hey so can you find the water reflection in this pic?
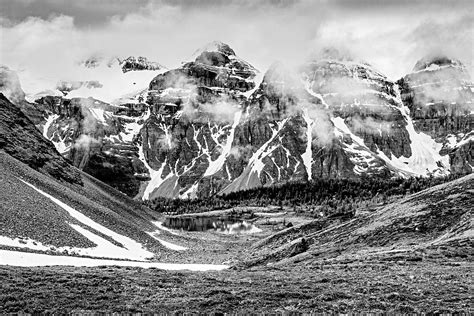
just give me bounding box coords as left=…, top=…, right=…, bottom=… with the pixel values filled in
left=212, top=220, right=261, bottom=234
left=164, top=214, right=261, bottom=234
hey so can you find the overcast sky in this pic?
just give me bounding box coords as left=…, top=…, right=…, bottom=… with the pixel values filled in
left=0, top=0, right=472, bottom=80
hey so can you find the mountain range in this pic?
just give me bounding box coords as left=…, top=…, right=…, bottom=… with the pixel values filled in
left=1, top=41, right=472, bottom=200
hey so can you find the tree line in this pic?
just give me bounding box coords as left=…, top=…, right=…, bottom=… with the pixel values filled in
left=144, top=174, right=462, bottom=217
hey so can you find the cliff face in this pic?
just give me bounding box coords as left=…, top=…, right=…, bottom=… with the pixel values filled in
left=34, top=95, right=149, bottom=196
left=4, top=44, right=473, bottom=200
left=398, top=56, right=473, bottom=174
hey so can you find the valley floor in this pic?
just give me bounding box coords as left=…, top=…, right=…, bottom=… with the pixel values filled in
left=1, top=258, right=471, bottom=313
left=1, top=159, right=472, bottom=313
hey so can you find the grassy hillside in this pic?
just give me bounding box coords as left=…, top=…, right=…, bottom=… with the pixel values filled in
left=243, top=173, right=473, bottom=267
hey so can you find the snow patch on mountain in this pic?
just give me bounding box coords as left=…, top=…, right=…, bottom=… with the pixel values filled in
left=445, top=132, right=474, bottom=150
left=219, top=118, right=289, bottom=194
left=17, top=58, right=166, bottom=104
left=332, top=117, right=381, bottom=175
left=377, top=107, right=450, bottom=177
left=66, top=65, right=164, bottom=104
left=88, top=108, right=110, bottom=125
left=204, top=111, right=242, bottom=177
left=242, top=70, right=265, bottom=98
left=42, top=113, right=71, bottom=154
left=42, top=114, right=59, bottom=139
left=301, top=108, right=313, bottom=180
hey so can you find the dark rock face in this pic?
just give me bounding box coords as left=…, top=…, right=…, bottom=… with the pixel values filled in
left=448, top=141, right=473, bottom=175
left=0, top=93, right=82, bottom=185
left=398, top=56, right=474, bottom=174
left=120, top=56, right=164, bottom=73
left=79, top=55, right=164, bottom=72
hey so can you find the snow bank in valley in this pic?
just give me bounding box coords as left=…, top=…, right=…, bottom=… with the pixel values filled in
left=152, top=221, right=180, bottom=236
left=0, top=250, right=228, bottom=271
left=17, top=179, right=155, bottom=261
left=147, top=232, right=187, bottom=251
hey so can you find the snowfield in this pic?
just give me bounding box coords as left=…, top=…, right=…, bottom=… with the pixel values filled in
left=18, top=59, right=166, bottom=104
left=0, top=250, right=228, bottom=271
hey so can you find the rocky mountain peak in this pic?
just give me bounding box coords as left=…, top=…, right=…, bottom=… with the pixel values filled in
left=255, top=61, right=301, bottom=104
left=301, top=48, right=387, bottom=93
left=79, top=55, right=118, bottom=69
left=192, top=41, right=236, bottom=59
left=318, top=47, right=355, bottom=63
left=413, top=55, right=465, bottom=72
left=119, top=56, right=165, bottom=73
left=79, top=54, right=165, bottom=73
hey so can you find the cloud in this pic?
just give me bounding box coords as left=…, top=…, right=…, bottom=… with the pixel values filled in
left=155, top=133, right=176, bottom=150
left=407, top=15, right=474, bottom=75
left=306, top=105, right=335, bottom=146
left=199, top=99, right=240, bottom=123
left=0, top=0, right=472, bottom=92
left=74, top=134, right=100, bottom=150
left=349, top=115, right=392, bottom=136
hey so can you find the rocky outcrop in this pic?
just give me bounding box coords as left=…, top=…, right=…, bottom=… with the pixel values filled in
left=79, top=55, right=165, bottom=72
left=120, top=56, right=165, bottom=73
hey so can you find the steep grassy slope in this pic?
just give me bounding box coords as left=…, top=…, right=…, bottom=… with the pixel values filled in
left=0, top=93, right=81, bottom=184
left=245, top=173, right=473, bottom=266
left=0, top=151, right=163, bottom=254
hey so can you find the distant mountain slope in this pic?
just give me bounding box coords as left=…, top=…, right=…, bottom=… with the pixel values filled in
left=245, top=173, right=473, bottom=266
